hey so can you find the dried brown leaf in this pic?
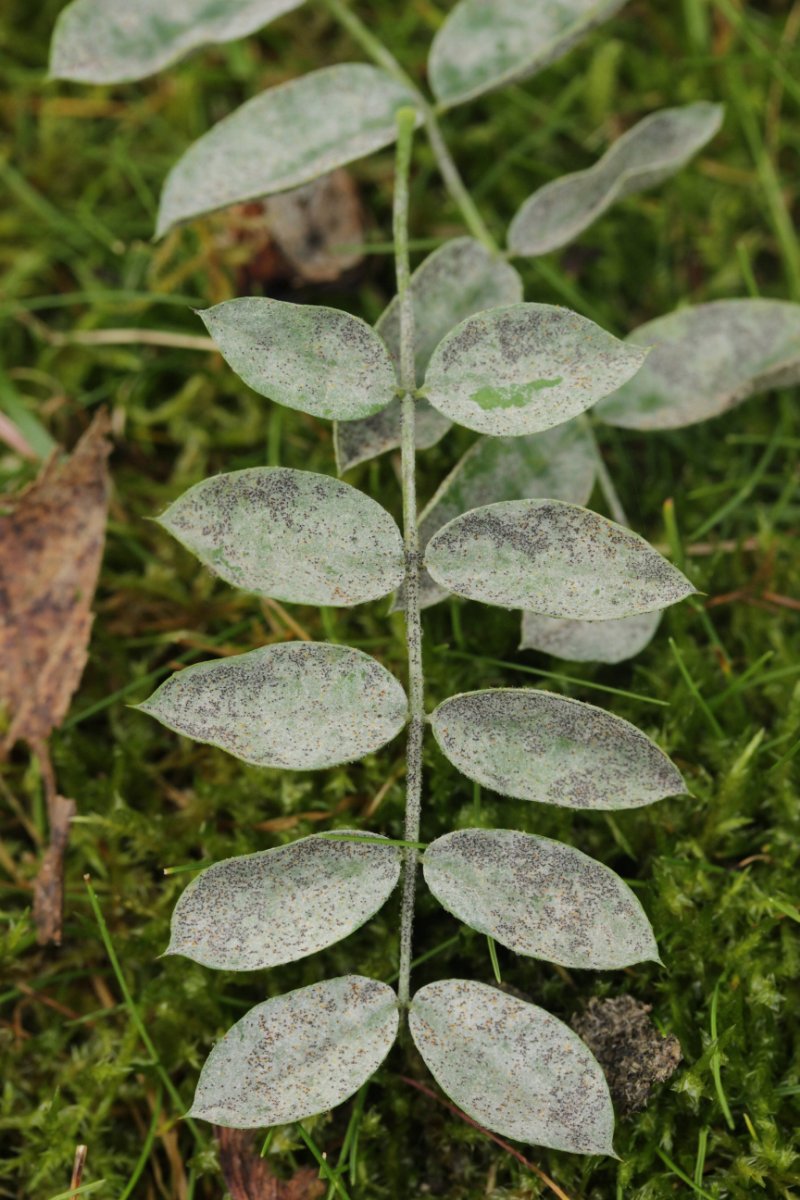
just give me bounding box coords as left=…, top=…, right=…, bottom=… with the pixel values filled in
left=0, top=410, right=111, bottom=944
left=216, top=1128, right=324, bottom=1200
left=264, top=169, right=365, bottom=284
left=0, top=410, right=111, bottom=752
left=571, top=996, right=682, bottom=1117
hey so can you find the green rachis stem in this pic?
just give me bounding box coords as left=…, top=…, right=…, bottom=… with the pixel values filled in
left=393, top=108, right=424, bottom=1009
left=319, top=0, right=498, bottom=254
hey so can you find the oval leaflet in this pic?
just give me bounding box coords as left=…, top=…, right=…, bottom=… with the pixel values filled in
left=596, top=298, right=800, bottom=430
left=191, top=976, right=399, bottom=1127
left=422, top=303, right=647, bottom=437
left=199, top=298, right=398, bottom=422
left=425, top=499, right=696, bottom=619
left=423, top=828, right=659, bottom=968
left=49, top=0, right=304, bottom=84
left=429, top=0, right=627, bottom=109
left=138, top=642, right=408, bottom=770
left=409, top=979, right=615, bottom=1154
left=430, top=689, right=685, bottom=809
left=158, top=468, right=405, bottom=607
left=157, top=64, right=419, bottom=236
left=408, top=422, right=596, bottom=611
left=167, top=831, right=402, bottom=970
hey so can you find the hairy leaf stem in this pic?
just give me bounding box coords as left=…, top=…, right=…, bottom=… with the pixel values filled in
left=394, top=108, right=425, bottom=1009
left=584, top=418, right=630, bottom=526
left=320, top=0, right=628, bottom=524
left=319, top=0, right=498, bottom=253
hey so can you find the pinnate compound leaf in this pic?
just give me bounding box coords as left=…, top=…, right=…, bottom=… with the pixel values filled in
left=198, top=298, right=397, bottom=422
left=520, top=609, right=661, bottom=664
left=429, top=0, right=627, bottom=109
left=595, top=299, right=800, bottom=431
left=190, top=976, right=399, bottom=1127
left=335, top=238, right=523, bottom=472
left=430, top=689, right=684, bottom=809
left=414, top=421, right=596, bottom=610
left=508, top=102, right=724, bottom=256
left=425, top=499, right=695, bottom=619
left=167, top=831, right=401, bottom=970
left=49, top=0, right=303, bottom=84
left=157, top=64, right=418, bottom=237
left=422, top=304, right=646, bottom=437
left=138, top=642, right=408, bottom=769
left=423, top=829, right=658, bottom=968
left=158, top=468, right=404, bottom=606
left=409, top=979, right=615, bottom=1154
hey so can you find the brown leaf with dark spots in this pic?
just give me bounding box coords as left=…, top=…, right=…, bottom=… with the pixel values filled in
left=216, top=1128, right=324, bottom=1200
left=571, top=995, right=682, bottom=1117
left=0, top=410, right=112, bottom=944
left=264, top=169, right=365, bottom=285
left=0, top=410, right=111, bottom=751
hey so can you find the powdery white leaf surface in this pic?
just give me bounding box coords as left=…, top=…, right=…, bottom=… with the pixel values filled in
left=49, top=0, right=303, bottom=84
left=158, top=468, right=404, bottom=607
left=167, top=831, right=401, bottom=970
left=422, top=304, right=647, bottom=437
left=413, top=422, right=595, bottom=610
left=138, top=642, right=408, bottom=769
left=595, top=299, right=800, bottom=430
left=430, top=689, right=684, bottom=809
left=198, top=298, right=397, bottom=422
left=425, top=499, right=695, bottom=619
left=508, top=103, right=723, bottom=256
left=429, top=0, right=627, bottom=109
left=409, top=979, right=615, bottom=1154
left=157, top=64, right=418, bottom=236
left=335, top=238, right=523, bottom=472
left=423, top=828, right=658, bottom=968
left=520, top=609, right=662, bottom=664
left=190, top=976, right=399, bottom=1127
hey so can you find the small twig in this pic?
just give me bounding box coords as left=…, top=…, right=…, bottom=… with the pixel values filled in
left=23, top=313, right=214, bottom=353
left=31, top=741, right=76, bottom=946
left=0, top=411, right=38, bottom=459
left=70, top=1146, right=88, bottom=1197
left=399, top=1076, right=575, bottom=1200
left=259, top=596, right=313, bottom=641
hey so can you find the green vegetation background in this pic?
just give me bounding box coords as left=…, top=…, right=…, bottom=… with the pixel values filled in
left=1, top=1, right=799, bottom=1197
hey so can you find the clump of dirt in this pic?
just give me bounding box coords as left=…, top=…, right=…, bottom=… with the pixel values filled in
left=571, top=995, right=683, bottom=1117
